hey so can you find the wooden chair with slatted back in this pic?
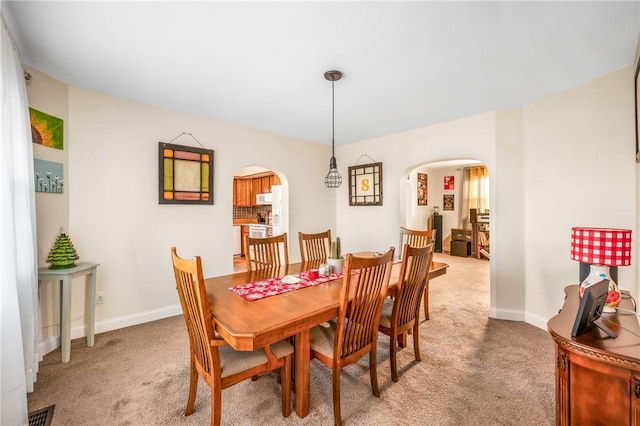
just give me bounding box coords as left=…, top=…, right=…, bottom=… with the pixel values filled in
left=171, top=247, right=293, bottom=426
left=399, top=227, right=436, bottom=320
left=245, top=233, right=289, bottom=271
left=399, top=227, right=435, bottom=251
left=298, top=230, right=332, bottom=263
left=378, top=242, right=434, bottom=382
left=309, top=247, right=395, bottom=426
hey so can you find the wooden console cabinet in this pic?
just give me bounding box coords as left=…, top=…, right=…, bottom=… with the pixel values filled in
left=547, top=285, right=640, bottom=425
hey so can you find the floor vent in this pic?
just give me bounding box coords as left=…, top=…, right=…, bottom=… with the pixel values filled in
left=28, top=405, right=55, bottom=426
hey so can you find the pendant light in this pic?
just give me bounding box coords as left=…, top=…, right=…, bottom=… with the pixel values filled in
left=324, top=70, right=342, bottom=188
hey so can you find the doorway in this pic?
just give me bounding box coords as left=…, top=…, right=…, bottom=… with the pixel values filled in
left=232, top=166, right=288, bottom=272
left=400, top=159, right=489, bottom=260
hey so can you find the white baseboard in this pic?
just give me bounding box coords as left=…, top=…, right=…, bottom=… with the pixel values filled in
left=39, top=304, right=182, bottom=356
left=489, top=307, right=525, bottom=322
left=489, top=307, right=550, bottom=331
left=524, top=311, right=550, bottom=331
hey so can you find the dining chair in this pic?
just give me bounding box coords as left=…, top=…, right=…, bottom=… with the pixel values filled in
left=245, top=232, right=289, bottom=271
left=298, top=230, right=331, bottom=263
left=399, top=227, right=436, bottom=320
left=309, top=247, right=395, bottom=426
left=378, top=242, right=434, bottom=382
left=170, top=247, right=293, bottom=426
left=399, top=227, right=435, bottom=251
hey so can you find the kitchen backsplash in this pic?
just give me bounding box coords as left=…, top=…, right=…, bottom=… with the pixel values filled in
left=233, top=205, right=272, bottom=220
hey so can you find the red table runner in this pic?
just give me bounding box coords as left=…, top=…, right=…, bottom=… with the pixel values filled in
left=230, top=271, right=345, bottom=301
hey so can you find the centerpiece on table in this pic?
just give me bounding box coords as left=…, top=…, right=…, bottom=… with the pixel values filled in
left=326, top=236, right=344, bottom=274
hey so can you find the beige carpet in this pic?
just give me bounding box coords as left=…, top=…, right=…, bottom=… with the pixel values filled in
left=27, top=254, right=555, bottom=425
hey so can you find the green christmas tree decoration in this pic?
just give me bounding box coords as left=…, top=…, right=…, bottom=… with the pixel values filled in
left=47, top=232, right=80, bottom=269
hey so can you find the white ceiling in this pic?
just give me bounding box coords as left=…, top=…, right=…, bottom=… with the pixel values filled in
left=4, top=1, right=639, bottom=146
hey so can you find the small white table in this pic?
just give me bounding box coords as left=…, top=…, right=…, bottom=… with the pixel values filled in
left=38, top=262, right=99, bottom=363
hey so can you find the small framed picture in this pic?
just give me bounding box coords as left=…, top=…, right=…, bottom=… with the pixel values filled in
left=417, top=173, right=428, bottom=205
left=348, top=162, right=382, bottom=206
left=444, top=175, right=454, bottom=190
left=443, top=194, right=454, bottom=211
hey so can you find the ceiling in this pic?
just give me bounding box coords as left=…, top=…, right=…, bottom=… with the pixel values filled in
left=4, top=1, right=639, bottom=146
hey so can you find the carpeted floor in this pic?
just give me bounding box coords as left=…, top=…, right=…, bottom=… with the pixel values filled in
left=27, top=253, right=555, bottom=425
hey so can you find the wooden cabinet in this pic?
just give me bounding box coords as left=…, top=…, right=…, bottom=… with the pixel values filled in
left=234, top=178, right=252, bottom=207
left=233, top=172, right=280, bottom=206
left=240, top=225, right=249, bottom=256
left=548, top=285, right=640, bottom=425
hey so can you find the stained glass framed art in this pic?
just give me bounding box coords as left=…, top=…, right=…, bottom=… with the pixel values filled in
left=159, top=142, right=213, bottom=205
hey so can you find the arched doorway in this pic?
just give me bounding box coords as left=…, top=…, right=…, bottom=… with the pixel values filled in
left=400, top=159, right=488, bottom=259
left=232, top=165, right=288, bottom=272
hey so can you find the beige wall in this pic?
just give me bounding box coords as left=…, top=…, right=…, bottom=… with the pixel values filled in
left=27, top=64, right=637, bottom=354
left=522, top=66, right=636, bottom=325
left=26, top=68, right=70, bottom=344
left=335, top=66, right=636, bottom=328
left=29, top=78, right=337, bottom=350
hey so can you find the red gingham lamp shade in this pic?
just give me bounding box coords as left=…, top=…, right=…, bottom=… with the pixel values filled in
left=570, top=227, right=632, bottom=266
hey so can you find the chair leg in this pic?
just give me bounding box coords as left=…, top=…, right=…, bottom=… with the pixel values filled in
left=211, top=384, right=222, bottom=426
left=369, top=348, right=381, bottom=397
left=186, top=361, right=198, bottom=415
left=413, top=323, right=422, bottom=362
left=389, top=334, right=399, bottom=383
left=332, top=368, right=343, bottom=426
left=423, top=284, right=430, bottom=320
left=281, top=356, right=292, bottom=417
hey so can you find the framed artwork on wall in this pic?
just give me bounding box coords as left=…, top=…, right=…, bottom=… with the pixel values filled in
left=30, top=108, right=64, bottom=150
left=417, top=173, right=428, bottom=205
left=443, top=194, right=454, bottom=211
left=159, top=142, right=214, bottom=205
left=348, top=162, right=382, bottom=206
left=34, top=159, right=63, bottom=193
left=444, top=175, right=454, bottom=190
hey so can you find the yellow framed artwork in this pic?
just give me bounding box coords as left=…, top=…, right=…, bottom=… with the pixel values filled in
left=158, top=142, right=213, bottom=205
left=348, top=162, right=382, bottom=206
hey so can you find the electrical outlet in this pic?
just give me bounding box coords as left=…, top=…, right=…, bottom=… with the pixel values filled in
left=96, top=292, right=105, bottom=304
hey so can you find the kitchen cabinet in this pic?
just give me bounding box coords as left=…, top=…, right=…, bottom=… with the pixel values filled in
left=240, top=225, right=249, bottom=256
left=233, top=172, right=280, bottom=207
left=251, top=179, right=263, bottom=206
left=234, top=178, right=252, bottom=207
left=261, top=176, right=271, bottom=194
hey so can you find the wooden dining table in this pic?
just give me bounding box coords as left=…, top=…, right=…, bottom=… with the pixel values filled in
left=204, top=258, right=448, bottom=418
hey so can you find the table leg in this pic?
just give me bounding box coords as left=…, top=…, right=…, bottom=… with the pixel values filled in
left=294, top=329, right=310, bottom=418
left=86, top=268, right=96, bottom=347
left=60, top=277, right=72, bottom=363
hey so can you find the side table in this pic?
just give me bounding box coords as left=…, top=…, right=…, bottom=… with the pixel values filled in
left=38, top=262, right=99, bottom=363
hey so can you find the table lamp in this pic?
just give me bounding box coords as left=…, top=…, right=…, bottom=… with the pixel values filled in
left=570, top=227, right=631, bottom=312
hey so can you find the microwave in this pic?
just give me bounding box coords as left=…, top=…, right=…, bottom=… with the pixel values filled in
left=256, top=193, right=272, bottom=205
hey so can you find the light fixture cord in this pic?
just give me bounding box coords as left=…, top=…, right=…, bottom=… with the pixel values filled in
left=331, top=79, right=335, bottom=159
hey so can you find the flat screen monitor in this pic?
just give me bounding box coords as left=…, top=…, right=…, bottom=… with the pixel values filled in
left=571, top=279, right=616, bottom=338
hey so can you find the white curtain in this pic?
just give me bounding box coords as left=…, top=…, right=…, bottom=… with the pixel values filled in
left=459, top=166, right=490, bottom=229
left=1, top=13, right=40, bottom=426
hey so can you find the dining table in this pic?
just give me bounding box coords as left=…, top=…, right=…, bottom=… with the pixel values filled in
left=204, top=257, right=448, bottom=418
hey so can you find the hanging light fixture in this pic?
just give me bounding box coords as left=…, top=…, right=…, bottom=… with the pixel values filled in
left=324, top=70, right=342, bottom=188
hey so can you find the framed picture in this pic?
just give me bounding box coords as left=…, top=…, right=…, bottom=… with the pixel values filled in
left=443, top=194, right=454, bottom=211
left=30, top=108, right=64, bottom=150
left=444, top=175, right=454, bottom=190
left=34, top=159, right=63, bottom=193
left=348, top=162, right=382, bottom=206
left=159, top=142, right=214, bottom=205
left=417, top=173, right=428, bottom=205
